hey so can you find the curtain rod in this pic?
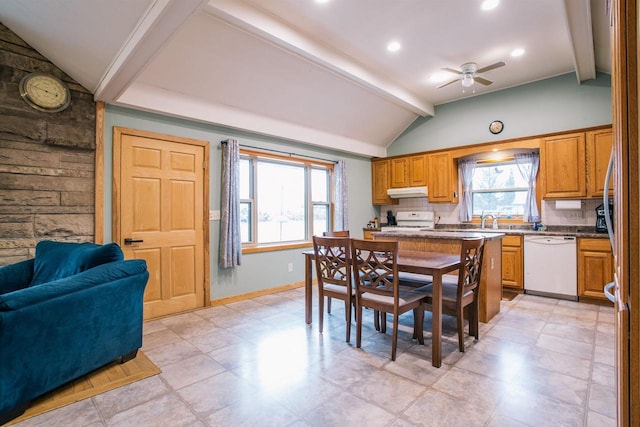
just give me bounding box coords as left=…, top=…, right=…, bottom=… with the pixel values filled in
left=221, top=140, right=338, bottom=164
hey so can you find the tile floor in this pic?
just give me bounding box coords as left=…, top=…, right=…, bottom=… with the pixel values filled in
left=13, top=290, right=616, bottom=427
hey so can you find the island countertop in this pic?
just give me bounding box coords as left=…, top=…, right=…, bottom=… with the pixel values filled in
left=372, top=229, right=505, bottom=240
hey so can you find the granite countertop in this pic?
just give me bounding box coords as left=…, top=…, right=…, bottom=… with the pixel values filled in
left=372, top=229, right=505, bottom=240
left=435, top=224, right=609, bottom=239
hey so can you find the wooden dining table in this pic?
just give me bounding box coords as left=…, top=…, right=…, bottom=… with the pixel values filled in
left=303, top=249, right=461, bottom=367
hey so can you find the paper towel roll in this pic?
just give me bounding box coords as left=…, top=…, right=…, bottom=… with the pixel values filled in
left=555, top=200, right=582, bottom=210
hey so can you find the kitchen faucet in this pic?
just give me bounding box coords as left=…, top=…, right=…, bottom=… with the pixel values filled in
left=481, top=213, right=499, bottom=229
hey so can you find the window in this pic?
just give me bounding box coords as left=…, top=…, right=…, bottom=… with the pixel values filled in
left=239, top=150, right=333, bottom=248
left=471, top=161, right=528, bottom=217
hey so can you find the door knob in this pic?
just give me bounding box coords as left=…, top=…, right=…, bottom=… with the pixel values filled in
left=124, top=238, right=144, bottom=245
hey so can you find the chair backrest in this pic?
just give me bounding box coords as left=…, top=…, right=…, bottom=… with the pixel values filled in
left=312, top=236, right=352, bottom=291
left=323, top=230, right=350, bottom=237
left=350, top=238, right=399, bottom=300
left=457, top=237, right=485, bottom=299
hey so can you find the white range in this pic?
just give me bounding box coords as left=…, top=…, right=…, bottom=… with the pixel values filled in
left=380, top=211, right=435, bottom=232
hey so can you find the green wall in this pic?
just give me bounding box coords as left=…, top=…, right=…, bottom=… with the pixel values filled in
left=103, top=105, right=376, bottom=299
left=388, top=72, right=612, bottom=156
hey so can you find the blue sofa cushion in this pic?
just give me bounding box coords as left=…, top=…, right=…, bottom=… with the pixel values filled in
left=29, top=241, right=124, bottom=287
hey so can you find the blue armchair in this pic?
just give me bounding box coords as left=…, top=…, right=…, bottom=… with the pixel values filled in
left=0, top=241, right=149, bottom=424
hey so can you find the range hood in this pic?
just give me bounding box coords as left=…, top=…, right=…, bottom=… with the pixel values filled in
left=386, top=186, right=428, bottom=198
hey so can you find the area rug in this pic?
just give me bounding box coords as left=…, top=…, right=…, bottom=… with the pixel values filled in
left=6, top=351, right=160, bottom=425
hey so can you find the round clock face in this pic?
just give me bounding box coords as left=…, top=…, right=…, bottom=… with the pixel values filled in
left=489, top=120, right=504, bottom=134
left=19, top=72, right=71, bottom=112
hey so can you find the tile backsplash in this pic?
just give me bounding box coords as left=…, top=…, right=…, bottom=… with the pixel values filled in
left=381, top=197, right=602, bottom=226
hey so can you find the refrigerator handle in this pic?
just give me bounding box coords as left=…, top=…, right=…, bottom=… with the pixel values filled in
left=604, top=281, right=616, bottom=303
left=604, top=148, right=615, bottom=256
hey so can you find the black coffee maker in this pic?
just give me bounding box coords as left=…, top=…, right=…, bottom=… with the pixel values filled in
left=595, top=199, right=614, bottom=233
left=386, top=210, right=397, bottom=226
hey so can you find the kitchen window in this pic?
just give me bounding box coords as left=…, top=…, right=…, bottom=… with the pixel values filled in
left=239, top=151, right=333, bottom=248
left=471, top=160, right=529, bottom=217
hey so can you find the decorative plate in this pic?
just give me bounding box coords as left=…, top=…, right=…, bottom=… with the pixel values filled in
left=489, top=120, right=504, bottom=134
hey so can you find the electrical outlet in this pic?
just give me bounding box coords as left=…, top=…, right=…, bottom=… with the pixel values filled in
left=209, top=210, right=221, bottom=220
left=288, top=262, right=294, bottom=272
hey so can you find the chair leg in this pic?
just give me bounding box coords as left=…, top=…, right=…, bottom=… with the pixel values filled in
left=356, top=305, right=363, bottom=349
left=327, top=296, right=332, bottom=314
left=457, top=306, right=465, bottom=352
left=121, top=349, right=138, bottom=363
left=380, top=312, right=387, bottom=333
left=344, top=299, right=351, bottom=342
left=318, top=289, right=324, bottom=334
left=374, top=309, right=380, bottom=331
left=469, top=301, right=479, bottom=340
left=413, top=307, right=425, bottom=345
left=391, top=314, right=399, bottom=361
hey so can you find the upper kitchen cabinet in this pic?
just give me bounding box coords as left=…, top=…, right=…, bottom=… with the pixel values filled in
left=586, top=128, right=614, bottom=198
left=390, top=154, right=428, bottom=188
left=540, top=132, right=586, bottom=198
left=427, top=152, right=458, bottom=203
left=371, top=159, right=397, bottom=205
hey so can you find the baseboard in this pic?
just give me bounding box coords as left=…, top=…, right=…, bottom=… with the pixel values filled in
left=210, top=280, right=309, bottom=306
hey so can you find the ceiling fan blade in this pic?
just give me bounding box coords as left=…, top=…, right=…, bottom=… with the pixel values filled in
left=437, top=78, right=461, bottom=88
left=474, top=77, right=493, bottom=86
left=476, top=61, right=505, bottom=74
left=442, top=67, right=463, bottom=75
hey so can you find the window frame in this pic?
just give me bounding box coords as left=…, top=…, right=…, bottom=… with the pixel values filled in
left=239, top=149, right=334, bottom=253
left=469, top=158, right=529, bottom=221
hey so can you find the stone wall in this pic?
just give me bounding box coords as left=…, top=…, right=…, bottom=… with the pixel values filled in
left=0, top=23, right=96, bottom=265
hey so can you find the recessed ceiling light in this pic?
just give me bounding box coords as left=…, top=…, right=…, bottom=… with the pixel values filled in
left=387, top=41, right=401, bottom=52
left=511, top=48, right=525, bottom=57
left=481, top=0, right=499, bottom=11
left=315, top=0, right=330, bottom=4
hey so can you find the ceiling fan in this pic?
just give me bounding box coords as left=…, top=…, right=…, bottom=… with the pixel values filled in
left=437, top=61, right=506, bottom=89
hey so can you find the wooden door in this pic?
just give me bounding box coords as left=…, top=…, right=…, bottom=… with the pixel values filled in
left=586, top=128, right=614, bottom=198
left=113, top=127, right=209, bottom=320
left=577, top=238, right=614, bottom=302
left=409, top=154, right=428, bottom=186
left=427, top=152, right=457, bottom=203
left=540, top=132, right=586, bottom=198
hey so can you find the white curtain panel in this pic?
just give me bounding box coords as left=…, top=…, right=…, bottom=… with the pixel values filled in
left=458, top=159, right=477, bottom=222
left=219, top=139, right=242, bottom=268
left=514, top=152, right=541, bottom=222
left=333, top=160, right=348, bottom=231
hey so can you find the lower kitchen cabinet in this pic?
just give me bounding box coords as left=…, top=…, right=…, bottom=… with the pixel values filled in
left=502, top=235, right=523, bottom=291
left=577, top=238, right=614, bottom=303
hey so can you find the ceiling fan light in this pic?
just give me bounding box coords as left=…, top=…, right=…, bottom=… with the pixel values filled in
left=461, top=74, right=475, bottom=87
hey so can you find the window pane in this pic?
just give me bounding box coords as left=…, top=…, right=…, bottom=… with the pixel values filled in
left=313, top=204, right=329, bottom=236
left=312, top=168, right=329, bottom=202
left=472, top=163, right=528, bottom=190
left=240, top=201, right=251, bottom=243
left=257, top=161, right=306, bottom=243
left=472, top=191, right=527, bottom=216
left=239, top=158, right=251, bottom=199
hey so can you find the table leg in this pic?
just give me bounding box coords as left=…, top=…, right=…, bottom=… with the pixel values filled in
left=432, top=272, right=442, bottom=367
left=305, top=254, right=312, bottom=324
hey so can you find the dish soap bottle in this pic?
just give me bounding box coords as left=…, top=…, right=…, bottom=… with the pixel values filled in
left=374, top=217, right=379, bottom=229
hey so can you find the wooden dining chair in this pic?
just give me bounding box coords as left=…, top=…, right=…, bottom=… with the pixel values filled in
left=423, top=237, right=485, bottom=352
left=312, top=235, right=355, bottom=342
left=321, top=230, right=350, bottom=315
left=350, top=238, right=430, bottom=361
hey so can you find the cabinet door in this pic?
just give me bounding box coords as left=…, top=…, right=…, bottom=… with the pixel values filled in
left=541, top=132, right=586, bottom=198
left=502, top=235, right=523, bottom=290
left=427, top=152, right=457, bottom=203
left=409, top=154, right=428, bottom=186
left=586, top=128, right=614, bottom=198
left=578, top=238, right=614, bottom=302
left=371, top=159, right=396, bottom=205
left=390, top=158, right=409, bottom=188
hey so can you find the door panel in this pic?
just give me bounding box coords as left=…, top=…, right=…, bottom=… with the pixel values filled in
left=114, top=127, right=209, bottom=320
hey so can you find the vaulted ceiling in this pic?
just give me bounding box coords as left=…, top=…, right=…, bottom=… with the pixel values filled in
left=1, top=0, right=610, bottom=158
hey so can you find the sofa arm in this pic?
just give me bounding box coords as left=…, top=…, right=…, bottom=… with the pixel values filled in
left=0, top=259, right=34, bottom=295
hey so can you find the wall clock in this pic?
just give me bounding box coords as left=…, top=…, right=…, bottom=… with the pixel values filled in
left=489, top=120, right=504, bottom=134
left=19, top=72, right=71, bottom=113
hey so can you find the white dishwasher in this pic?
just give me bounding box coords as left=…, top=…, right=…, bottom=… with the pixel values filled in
left=524, top=235, right=577, bottom=300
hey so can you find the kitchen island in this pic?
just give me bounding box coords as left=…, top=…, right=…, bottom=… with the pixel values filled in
left=372, top=229, right=504, bottom=323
